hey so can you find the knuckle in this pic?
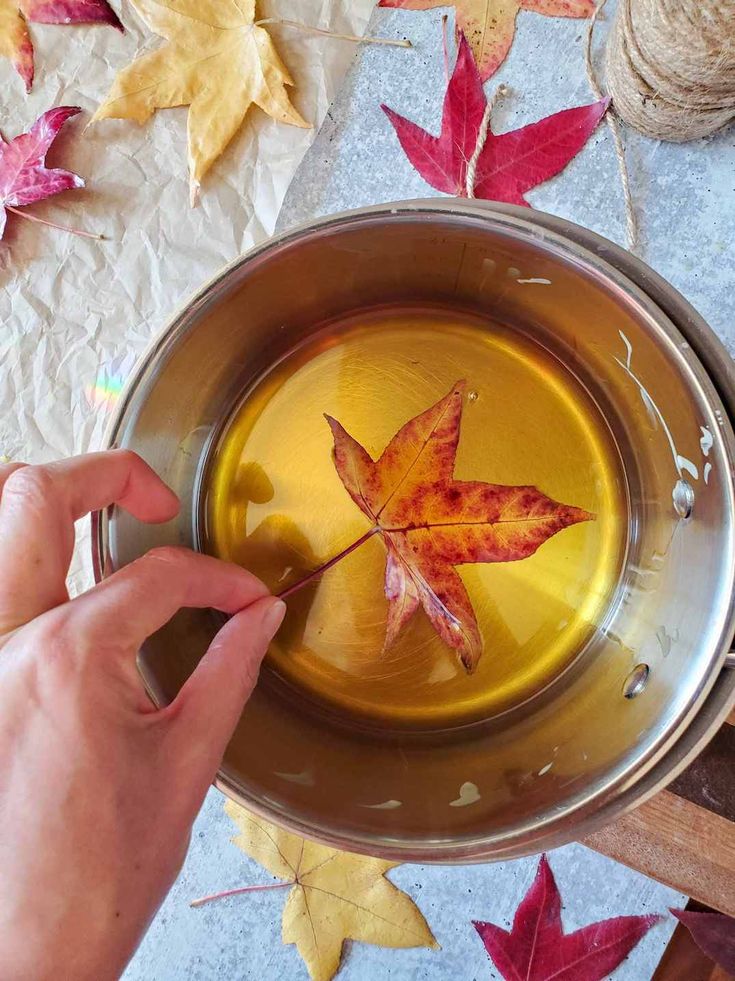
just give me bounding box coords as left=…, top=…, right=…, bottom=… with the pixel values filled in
left=27, top=608, right=79, bottom=665
left=112, top=447, right=143, bottom=470
left=120, top=545, right=194, bottom=605
left=3, top=466, right=59, bottom=511
left=43, top=603, right=128, bottom=670
left=45, top=605, right=84, bottom=645
left=144, top=544, right=191, bottom=566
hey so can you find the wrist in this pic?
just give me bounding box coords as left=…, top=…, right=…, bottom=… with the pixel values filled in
left=0, top=901, right=133, bottom=981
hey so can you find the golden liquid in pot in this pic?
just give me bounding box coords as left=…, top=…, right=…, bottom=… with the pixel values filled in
left=203, top=308, right=627, bottom=728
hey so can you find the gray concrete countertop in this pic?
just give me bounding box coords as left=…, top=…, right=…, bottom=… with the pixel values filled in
left=125, top=3, right=735, bottom=978
left=280, top=6, right=734, bottom=352
left=126, top=792, right=680, bottom=980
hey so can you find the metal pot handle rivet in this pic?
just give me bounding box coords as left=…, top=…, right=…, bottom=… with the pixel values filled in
left=623, top=664, right=650, bottom=698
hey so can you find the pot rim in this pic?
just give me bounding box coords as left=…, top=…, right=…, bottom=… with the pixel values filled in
left=92, top=199, right=735, bottom=862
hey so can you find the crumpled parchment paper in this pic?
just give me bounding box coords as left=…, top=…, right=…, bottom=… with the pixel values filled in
left=0, top=0, right=375, bottom=593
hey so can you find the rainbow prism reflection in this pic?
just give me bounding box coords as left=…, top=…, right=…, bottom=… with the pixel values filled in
left=85, top=374, right=125, bottom=408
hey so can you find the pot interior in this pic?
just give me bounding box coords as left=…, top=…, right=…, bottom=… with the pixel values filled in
left=101, top=206, right=735, bottom=859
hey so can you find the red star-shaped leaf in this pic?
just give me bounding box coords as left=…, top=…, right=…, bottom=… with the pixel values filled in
left=378, top=0, right=594, bottom=81
left=0, top=106, right=84, bottom=240
left=473, top=855, right=662, bottom=980
left=671, top=909, right=735, bottom=974
left=326, top=381, right=592, bottom=671
left=0, top=0, right=122, bottom=92
left=382, top=33, right=608, bottom=205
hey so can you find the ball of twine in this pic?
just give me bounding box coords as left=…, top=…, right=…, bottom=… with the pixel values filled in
left=605, top=0, right=735, bottom=142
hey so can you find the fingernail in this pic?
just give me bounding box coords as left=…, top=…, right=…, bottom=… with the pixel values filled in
left=262, top=598, right=287, bottom=638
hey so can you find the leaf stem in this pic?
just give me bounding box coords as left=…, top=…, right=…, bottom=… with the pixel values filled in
left=190, top=882, right=292, bottom=909
left=278, top=525, right=381, bottom=601
left=441, top=14, right=450, bottom=83
left=255, top=18, right=412, bottom=48
left=6, top=205, right=104, bottom=241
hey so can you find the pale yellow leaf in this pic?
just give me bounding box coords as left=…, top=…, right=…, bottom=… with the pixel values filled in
left=225, top=800, right=439, bottom=981
left=382, top=0, right=592, bottom=80
left=93, top=0, right=308, bottom=202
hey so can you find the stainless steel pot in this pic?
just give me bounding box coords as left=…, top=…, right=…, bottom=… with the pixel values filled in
left=93, top=201, right=735, bottom=861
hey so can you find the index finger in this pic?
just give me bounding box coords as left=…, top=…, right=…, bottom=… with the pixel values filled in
left=69, top=546, right=270, bottom=651
left=0, top=450, right=180, bottom=632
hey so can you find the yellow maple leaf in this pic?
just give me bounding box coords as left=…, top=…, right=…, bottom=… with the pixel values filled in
left=93, top=0, right=308, bottom=203
left=224, top=800, right=439, bottom=981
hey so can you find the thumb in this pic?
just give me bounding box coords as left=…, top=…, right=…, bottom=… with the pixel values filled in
left=171, top=595, right=286, bottom=775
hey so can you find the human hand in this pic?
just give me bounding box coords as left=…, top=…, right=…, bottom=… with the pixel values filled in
left=0, top=450, right=285, bottom=980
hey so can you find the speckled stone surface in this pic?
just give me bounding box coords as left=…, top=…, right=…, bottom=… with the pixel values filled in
left=126, top=792, right=680, bottom=981
left=279, top=6, right=735, bottom=353
left=122, top=3, right=735, bottom=978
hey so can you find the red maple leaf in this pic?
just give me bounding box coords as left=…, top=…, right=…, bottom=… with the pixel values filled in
left=378, top=0, right=594, bottom=81
left=473, top=855, right=662, bottom=980
left=325, top=380, right=592, bottom=671
left=0, top=106, right=85, bottom=240
left=671, top=909, right=735, bottom=974
left=382, top=33, right=608, bottom=206
left=1, top=0, right=122, bottom=92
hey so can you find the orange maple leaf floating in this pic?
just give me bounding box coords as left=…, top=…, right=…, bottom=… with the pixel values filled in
left=309, top=381, right=592, bottom=672
left=378, top=0, right=594, bottom=81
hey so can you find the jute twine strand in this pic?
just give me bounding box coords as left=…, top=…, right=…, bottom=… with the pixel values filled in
left=466, top=85, right=507, bottom=199
left=585, top=0, right=638, bottom=251
left=587, top=0, right=734, bottom=253
left=606, top=0, right=735, bottom=142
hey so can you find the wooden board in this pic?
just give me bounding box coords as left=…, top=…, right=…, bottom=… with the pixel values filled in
left=584, top=716, right=735, bottom=917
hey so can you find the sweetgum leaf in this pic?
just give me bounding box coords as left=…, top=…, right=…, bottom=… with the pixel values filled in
left=473, top=854, right=662, bottom=980
left=0, top=106, right=84, bottom=240
left=93, top=0, right=308, bottom=204
left=383, top=33, right=608, bottom=205
left=0, top=0, right=122, bottom=92
left=671, top=908, right=735, bottom=974
left=378, top=0, right=594, bottom=81
left=225, top=802, right=438, bottom=981
left=326, top=380, right=593, bottom=671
